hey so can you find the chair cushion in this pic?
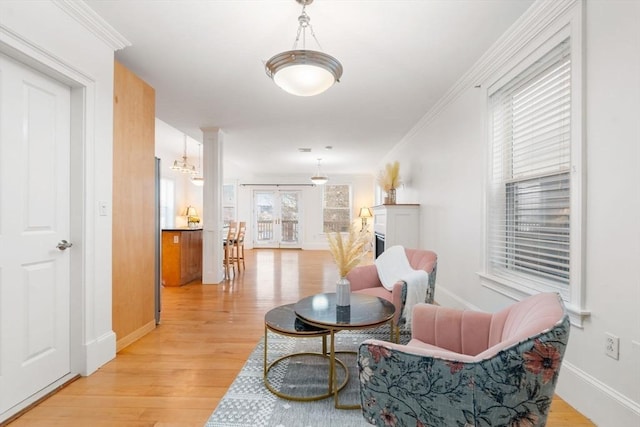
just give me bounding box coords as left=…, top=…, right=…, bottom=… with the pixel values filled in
left=487, top=292, right=565, bottom=346
left=411, top=292, right=566, bottom=359
left=405, top=248, right=437, bottom=274
left=411, top=304, right=493, bottom=356
left=354, top=287, right=392, bottom=302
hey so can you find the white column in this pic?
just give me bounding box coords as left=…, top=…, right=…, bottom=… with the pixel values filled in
left=201, top=127, right=224, bottom=284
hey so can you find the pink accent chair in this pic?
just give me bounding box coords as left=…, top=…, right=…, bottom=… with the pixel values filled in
left=346, top=248, right=437, bottom=342
left=358, top=292, right=570, bottom=427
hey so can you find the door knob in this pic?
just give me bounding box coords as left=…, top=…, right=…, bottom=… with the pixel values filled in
left=56, top=240, right=73, bottom=251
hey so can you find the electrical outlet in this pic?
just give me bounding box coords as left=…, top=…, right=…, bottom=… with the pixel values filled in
left=605, top=333, right=619, bottom=360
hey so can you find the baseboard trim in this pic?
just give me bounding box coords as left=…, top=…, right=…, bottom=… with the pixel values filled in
left=84, top=330, right=117, bottom=375
left=115, top=320, right=156, bottom=353
left=556, top=361, right=640, bottom=427
left=434, top=286, right=482, bottom=311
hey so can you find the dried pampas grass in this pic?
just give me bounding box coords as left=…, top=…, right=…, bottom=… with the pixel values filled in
left=327, top=227, right=366, bottom=277
left=377, top=161, right=401, bottom=192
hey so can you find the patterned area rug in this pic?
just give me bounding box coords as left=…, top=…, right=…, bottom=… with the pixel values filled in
left=205, top=325, right=408, bottom=427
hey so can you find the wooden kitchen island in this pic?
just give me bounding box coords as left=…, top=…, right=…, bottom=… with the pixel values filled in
left=161, top=228, right=203, bottom=286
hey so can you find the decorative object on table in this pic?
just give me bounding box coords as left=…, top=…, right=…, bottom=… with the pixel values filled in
left=265, top=0, right=343, bottom=97
left=358, top=292, right=570, bottom=427
left=336, top=305, right=351, bottom=324
left=335, top=277, right=351, bottom=307
left=185, top=206, right=200, bottom=228
left=377, top=161, right=401, bottom=204
left=326, top=227, right=367, bottom=306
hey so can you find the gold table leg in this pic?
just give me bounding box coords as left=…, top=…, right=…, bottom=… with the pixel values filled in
left=330, top=319, right=396, bottom=409
left=263, top=327, right=348, bottom=402
left=328, top=329, right=362, bottom=410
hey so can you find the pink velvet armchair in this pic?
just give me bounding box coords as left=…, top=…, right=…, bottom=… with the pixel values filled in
left=358, top=292, right=570, bottom=427
left=346, top=248, right=437, bottom=341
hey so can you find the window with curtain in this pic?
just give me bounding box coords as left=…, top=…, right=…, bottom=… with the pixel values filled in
left=323, top=184, right=352, bottom=233
left=487, top=39, right=572, bottom=292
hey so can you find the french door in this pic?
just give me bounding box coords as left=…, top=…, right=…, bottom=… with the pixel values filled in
left=253, top=190, right=301, bottom=248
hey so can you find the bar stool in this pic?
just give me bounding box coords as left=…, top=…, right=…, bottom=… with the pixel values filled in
left=233, top=221, right=246, bottom=270
left=223, top=221, right=238, bottom=278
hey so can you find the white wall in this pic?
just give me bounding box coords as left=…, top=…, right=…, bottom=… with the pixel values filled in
left=380, top=1, right=640, bottom=425
left=0, top=0, right=124, bottom=380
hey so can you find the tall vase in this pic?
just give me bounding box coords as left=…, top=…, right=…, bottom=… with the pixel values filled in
left=387, top=188, right=397, bottom=204
left=336, top=277, right=351, bottom=306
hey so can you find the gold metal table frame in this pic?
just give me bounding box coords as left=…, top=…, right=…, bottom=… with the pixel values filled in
left=263, top=304, right=349, bottom=402
left=294, top=293, right=396, bottom=409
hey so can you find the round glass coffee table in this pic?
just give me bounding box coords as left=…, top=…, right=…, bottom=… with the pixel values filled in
left=263, top=303, right=348, bottom=401
left=294, top=293, right=395, bottom=409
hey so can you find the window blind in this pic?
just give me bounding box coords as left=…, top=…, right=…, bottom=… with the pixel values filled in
left=488, top=39, right=571, bottom=287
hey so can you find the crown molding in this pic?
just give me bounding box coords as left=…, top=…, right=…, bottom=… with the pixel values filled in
left=389, top=0, right=578, bottom=157
left=52, top=0, right=131, bottom=51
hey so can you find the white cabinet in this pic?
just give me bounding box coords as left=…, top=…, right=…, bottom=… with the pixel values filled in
left=372, top=204, right=420, bottom=258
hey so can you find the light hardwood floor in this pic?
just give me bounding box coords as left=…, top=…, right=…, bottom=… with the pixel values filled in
left=8, top=249, right=594, bottom=426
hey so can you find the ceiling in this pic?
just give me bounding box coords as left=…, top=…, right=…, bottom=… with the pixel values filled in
left=85, top=0, right=534, bottom=178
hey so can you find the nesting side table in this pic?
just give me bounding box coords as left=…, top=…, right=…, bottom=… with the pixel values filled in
left=263, top=303, right=348, bottom=401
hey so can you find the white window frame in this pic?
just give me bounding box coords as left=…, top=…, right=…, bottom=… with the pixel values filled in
left=479, top=5, right=589, bottom=327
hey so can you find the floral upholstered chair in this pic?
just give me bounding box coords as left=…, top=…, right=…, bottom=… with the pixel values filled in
left=346, top=248, right=437, bottom=342
left=358, top=292, right=570, bottom=427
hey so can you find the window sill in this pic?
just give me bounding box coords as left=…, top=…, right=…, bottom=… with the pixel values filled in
left=478, top=272, right=590, bottom=328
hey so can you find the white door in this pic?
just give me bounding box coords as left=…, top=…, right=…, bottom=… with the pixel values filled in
left=253, top=190, right=301, bottom=248
left=0, top=53, right=71, bottom=414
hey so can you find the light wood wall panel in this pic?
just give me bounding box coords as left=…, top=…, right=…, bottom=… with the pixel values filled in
left=112, top=61, right=156, bottom=351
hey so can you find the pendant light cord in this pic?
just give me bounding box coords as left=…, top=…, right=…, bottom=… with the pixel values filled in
left=292, top=5, right=323, bottom=51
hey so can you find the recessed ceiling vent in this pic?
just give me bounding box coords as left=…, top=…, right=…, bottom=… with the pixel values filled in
left=298, top=148, right=312, bottom=153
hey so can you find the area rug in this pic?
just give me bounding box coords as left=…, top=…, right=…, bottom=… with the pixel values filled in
left=205, top=325, right=408, bottom=427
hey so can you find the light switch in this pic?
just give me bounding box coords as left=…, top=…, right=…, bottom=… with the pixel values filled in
left=98, top=201, right=108, bottom=216
left=173, top=236, right=179, bottom=244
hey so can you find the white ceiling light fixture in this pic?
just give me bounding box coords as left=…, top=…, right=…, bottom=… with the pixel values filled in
left=310, top=158, right=329, bottom=185
left=191, top=142, right=204, bottom=186
left=265, top=0, right=343, bottom=97
left=171, top=134, right=197, bottom=175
